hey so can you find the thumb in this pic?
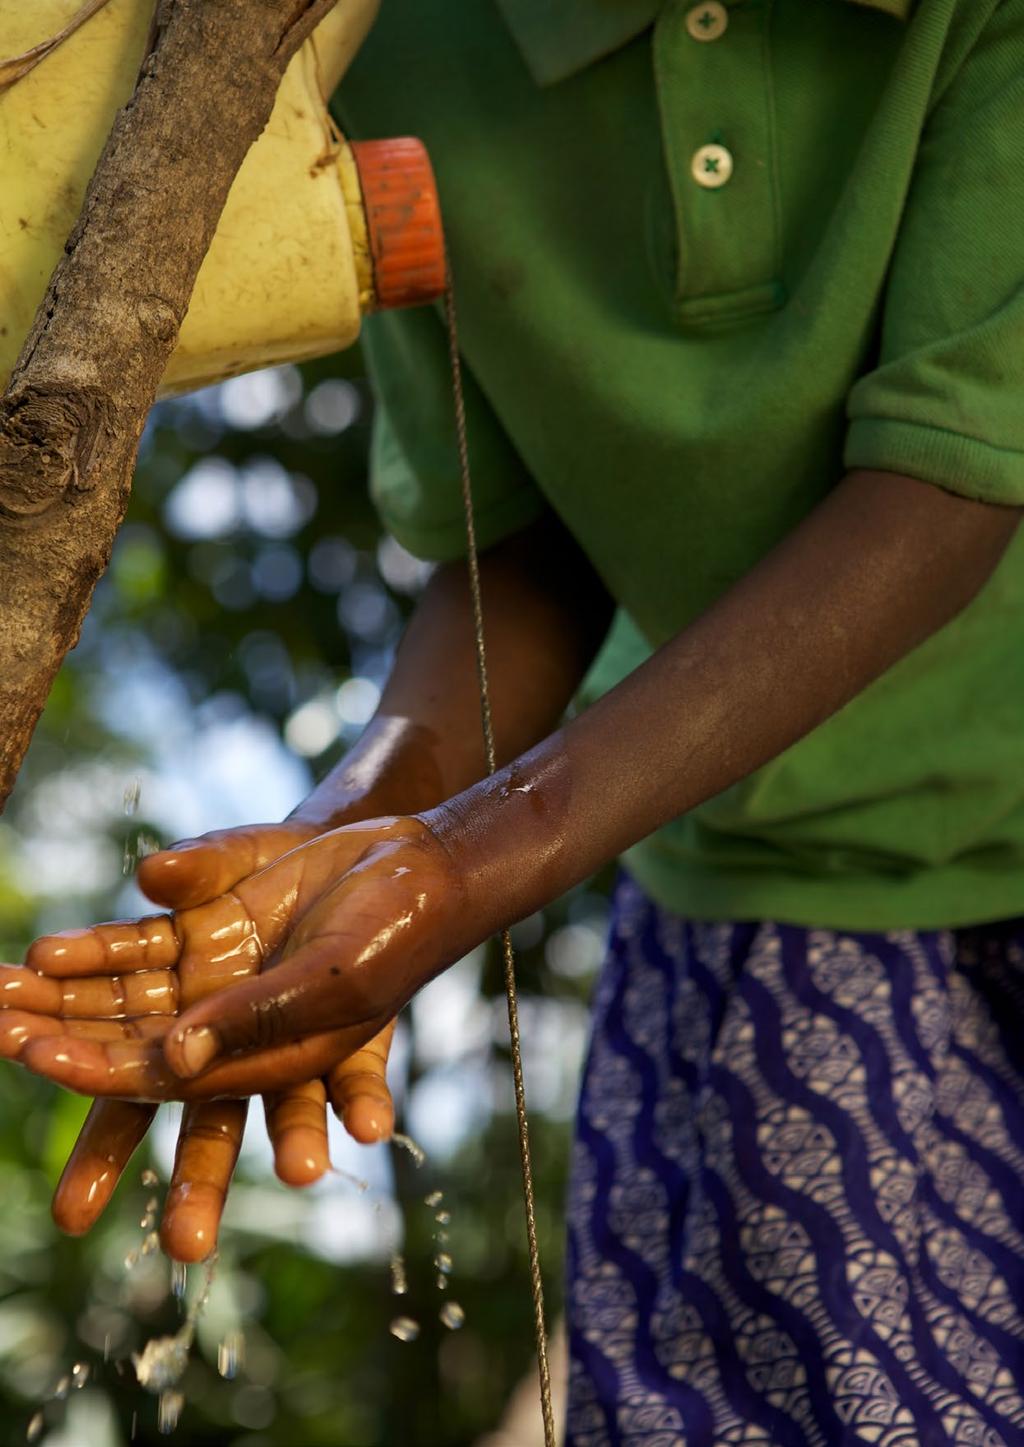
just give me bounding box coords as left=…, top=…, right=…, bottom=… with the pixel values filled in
left=162, top=935, right=392, bottom=1078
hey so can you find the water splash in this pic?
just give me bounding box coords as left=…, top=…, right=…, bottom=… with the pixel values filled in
left=389, top=1316, right=420, bottom=1343
left=133, top=1252, right=217, bottom=1405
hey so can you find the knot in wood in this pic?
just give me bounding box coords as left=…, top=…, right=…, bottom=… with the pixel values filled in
left=0, top=387, right=112, bottom=521
left=136, top=295, right=180, bottom=345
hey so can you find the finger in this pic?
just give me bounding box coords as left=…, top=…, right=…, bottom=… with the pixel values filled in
left=164, top=858, right=435, bottom=1078
left=264, top=1080, right=331, bottom=1186
left=161, top=1099, right=247, bottom=1263
left=0, top=965, right=177, bottom=1021
left=27, top=916, right=180, bottom=978
left=0, top=1011, right=169, bottom=1060
left=20, top=1016, right=389, bottom=1101
left=138, top=824, right=314, bottom=911
left=52, top=1100, right=157, bottom=1236
left=326, top=1020, right=396, bottom=1143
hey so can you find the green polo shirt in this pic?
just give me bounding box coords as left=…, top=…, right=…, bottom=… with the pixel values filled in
left=337, top=0, right=1024, bottom=930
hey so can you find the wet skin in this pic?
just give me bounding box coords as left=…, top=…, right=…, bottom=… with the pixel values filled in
left=30, top=514, right=611, bottom=1259
left=7, top=479, right=1020, bottom=1253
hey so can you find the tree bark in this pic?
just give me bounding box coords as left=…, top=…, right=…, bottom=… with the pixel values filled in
left=0, top=0, right=339, bottom=810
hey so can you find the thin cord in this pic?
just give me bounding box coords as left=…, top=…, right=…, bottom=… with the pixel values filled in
left=445, top=270, right=557, bottom=1447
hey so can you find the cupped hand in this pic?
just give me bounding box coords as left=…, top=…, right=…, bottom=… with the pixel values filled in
left=3, top=814, right=465, bottom=1103
left=13, top=821, right=398, bottom=1261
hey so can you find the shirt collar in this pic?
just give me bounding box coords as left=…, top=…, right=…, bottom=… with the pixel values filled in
left=496, top=0, right=914, bottom=86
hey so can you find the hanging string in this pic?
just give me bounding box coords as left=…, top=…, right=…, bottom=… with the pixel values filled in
left=444, top=268, right=556, bottom=1447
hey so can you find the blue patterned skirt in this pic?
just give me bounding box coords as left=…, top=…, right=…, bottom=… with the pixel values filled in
left=566, top=876, right=1024, bottom=1447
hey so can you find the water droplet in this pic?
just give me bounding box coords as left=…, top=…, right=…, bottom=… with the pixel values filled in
left=217, top=1330, right=244, bottom=1381
left=124, top=1248, right=139, bottom=1270
left=434, top=1252, right=452, bottom=1275
left=124, top=779, right=141, bottom=816
left=171, top=1261, right=187, bottom=1300
left=424, top=1190, right=443, bottom=1208
left=440, top=1301, right=465, bottom=1331
left=436, top=1273, right=449, bottom=1291
left=26, top=1411, right=44, bottom=1442
left=140, top=1213, right=155, bottom=1230
left=158, top=1389, right=184, bottom=1434
left=392, top=1132, right=425, bottom=1168
left=435, top=1230, right=449, bottom=1244
left=389, top=1316, right=420, bottom=1343
left=434, top=1210, right=451, bottom=1226
left=389, top=1253, right=408, bottom=1296
left=130, top=1410, right=138, bottom=1442
left=103, top=1334, right=111, bottom=1362
left=53, top=1375, right=70, bottom=1400
left=146, top=1196, right=159, bottom=1214
left=133, top=1334, right=190, bottom=1393
left=141, top=1231, right=160, bottom=1256
left=71, top=1362, right=90, bottom=1390
left=141, top=1169, right=159, bottom=1187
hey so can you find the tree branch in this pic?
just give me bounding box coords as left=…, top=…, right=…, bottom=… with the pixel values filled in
left=0, top=0, right=339, bottom=810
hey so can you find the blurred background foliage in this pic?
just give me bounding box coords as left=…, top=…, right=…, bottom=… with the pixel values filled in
left=0, top=348, right=610, bottom=1446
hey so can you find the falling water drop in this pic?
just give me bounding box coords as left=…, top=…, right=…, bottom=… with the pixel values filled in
left=434, top=1252, right=453, bottom=1276
left=124, top=779, right=141, bottom=816
left=170, top=1261, right=187, bottom=1301
left=439, top=1301, right=465, bottom=1331
left=53, top=1376, right=70, bottom=1400
left=157, top=1389, right=184, bottom=1434
left=392, top=1132, right=426, bottom=1168
left=389, top=1316, right=420, bottom=1343
left=436, top=1273, right=449, bottom=1291
left=71, top=1363, right=90, bottom=1390
left=424, top=1190, right=443, bottom=1208
left=141, top=1168, right=159, bottom=1188
left=124, top=1248, right=139, bottom=1270
left=434, top=1210, right=451, bottom=1226
left=26, top=1412, right=44, bottom=1442
left=389, top=1254, right=408, bottom=1296
left=217, top=1331, right=244, bottom=1381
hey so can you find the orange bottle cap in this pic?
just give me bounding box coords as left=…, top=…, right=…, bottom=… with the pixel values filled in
left=349, top=138, right=446, bottom=311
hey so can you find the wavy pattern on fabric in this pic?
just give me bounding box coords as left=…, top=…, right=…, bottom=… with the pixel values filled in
left=566, top=878, right=1024, bottom=1446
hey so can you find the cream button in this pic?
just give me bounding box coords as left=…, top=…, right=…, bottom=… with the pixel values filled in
left=691, top=143, right=733, bottom=189
left=685, top=2, right=729, bottom=41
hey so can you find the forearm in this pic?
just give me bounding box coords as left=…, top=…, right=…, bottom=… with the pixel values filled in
left=291, top=510, right=614, bottom=825
left=431, top=470, right=1021, bottom=930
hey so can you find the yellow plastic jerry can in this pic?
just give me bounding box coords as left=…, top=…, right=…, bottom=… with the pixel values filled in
left=0, top=0, right=446, bottom=397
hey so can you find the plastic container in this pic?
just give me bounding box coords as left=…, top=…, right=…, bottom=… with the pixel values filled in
left=0, top=0, right=446, bottom=396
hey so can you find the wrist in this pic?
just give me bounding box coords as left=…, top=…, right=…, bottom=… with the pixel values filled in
left=420, top=736, right=575, bottom=939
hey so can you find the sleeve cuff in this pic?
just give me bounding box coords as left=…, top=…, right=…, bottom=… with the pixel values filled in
left=375, top=482, right=549, bottom=563
left=845, top=417, right=1024, bottom=507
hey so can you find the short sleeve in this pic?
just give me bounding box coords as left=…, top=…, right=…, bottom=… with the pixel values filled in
left=844, top=3, right=1024, bottom=505
left=361, top=305, right=547, bottom=562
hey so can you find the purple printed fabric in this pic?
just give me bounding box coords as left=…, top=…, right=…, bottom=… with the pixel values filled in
left=566, top=876, right=1024, bottom=1447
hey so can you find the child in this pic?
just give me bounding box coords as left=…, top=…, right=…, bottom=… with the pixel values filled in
left=4, top=0, right=1024, bottom=1440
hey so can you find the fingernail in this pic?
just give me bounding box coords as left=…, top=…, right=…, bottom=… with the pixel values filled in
left=176, top=1026, right=219, bottom=1077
